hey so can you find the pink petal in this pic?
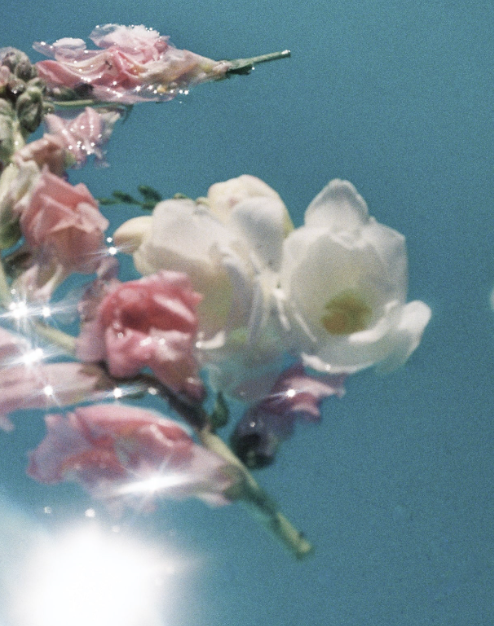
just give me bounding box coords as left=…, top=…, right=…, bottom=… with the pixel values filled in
left=28, top=403, right=235, bottom=509
left=76, top=271, right=204, bottom=400
left=0, top=362, right=113, bottom=431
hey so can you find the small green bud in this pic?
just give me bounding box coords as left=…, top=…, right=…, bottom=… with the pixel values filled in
left=0, top=48, right=31, bottom=73
left=14, top=59, right=37, bottom=82
left=16, top=84, right=44, bottom=134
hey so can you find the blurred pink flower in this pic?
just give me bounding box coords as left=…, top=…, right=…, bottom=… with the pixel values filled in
left=0, top=326, right=30, bottom=363
left=27, top=403, right=234, bottom=508
left=12, top=168, right=108, bottom=300
left=0, top=357, right=113, bottom=432
left=34, top=23, right=231, bottom=104
left=14, top=134, right=67, bottom=176
left=231, top=363, right=347, bottom=467
left=76, top=271, right=204, bottom=400
left=44, top=107, right=121, bottom=167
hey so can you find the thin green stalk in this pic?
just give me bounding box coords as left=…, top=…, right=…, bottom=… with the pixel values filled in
left=31, top=320, right=77, bottom=356
left=199, top=428, right=313, bottom=559
left=226, top=49, right=291, bottom=75
left=0, top=260, right=11, bottom=307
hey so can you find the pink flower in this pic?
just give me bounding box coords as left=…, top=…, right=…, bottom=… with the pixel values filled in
left=17, top=168, right=108, bottom=269
left=0, top=359, right=113, bottom=432
left=27, top=403, right=234, bottom=508
left=13, top=108, right=120, bottom=174
left=43, top=107, right=121, bottom=167
left=0, top=326, right=30, bottom=362
left=14, top=134, right=66, bottom=176
left=34, top=24, right=231, bottom=104
left=76, top=271, right=204, bottom=400
left=12, top=168, right=109, bottom=299
left=231, top=363, right=347, bottom=467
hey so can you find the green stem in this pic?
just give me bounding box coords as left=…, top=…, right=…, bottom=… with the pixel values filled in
left=198, top=428, right=313, bottom=559
left=50, top=101, right=133, bottom=119
left=0, top=260, right=11, bottom=308
left=226, top=49, right=291, bottom=75
left=31, top=320, right=77, bottom=356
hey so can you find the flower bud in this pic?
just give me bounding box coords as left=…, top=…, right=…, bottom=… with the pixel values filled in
left=0, top=100, right=16, bottom=164
left=15, top=83, right=45, bottom=134
left=230, top=411, right=279, bottom=469
left=0, top=48, right=33, bottom=75
left=14, top=59, right=37, bottom=82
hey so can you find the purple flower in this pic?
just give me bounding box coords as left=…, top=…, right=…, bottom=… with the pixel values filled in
left=231, top=363, right=347, bottom=468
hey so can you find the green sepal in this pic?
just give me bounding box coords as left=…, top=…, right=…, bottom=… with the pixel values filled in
left=210, top=391, right=229, bottom=431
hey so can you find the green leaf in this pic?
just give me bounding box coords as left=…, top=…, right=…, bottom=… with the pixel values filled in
left=111, top=191, right=139, bottom=204
left=138, top=185, right=162, bottom=202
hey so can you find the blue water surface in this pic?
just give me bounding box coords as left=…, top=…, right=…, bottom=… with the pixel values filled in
left=0, top=1, right=493, bottom=625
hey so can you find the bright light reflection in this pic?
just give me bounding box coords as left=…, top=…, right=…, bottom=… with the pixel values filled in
left=8, top=300, right=29, bottom=320
left=42, top=384, right=54, bottom=397
left=10, top=525, right=175, bottom=626
left=116, top=473, right=191, bottom=496
left=20, top=347, right=45, bottom=366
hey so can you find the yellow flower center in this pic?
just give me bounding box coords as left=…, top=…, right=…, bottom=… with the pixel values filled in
left=321, top=291, right=372, bottom=335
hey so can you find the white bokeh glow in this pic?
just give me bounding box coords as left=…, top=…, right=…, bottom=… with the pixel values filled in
left=9, top=524, right=177, bottom=626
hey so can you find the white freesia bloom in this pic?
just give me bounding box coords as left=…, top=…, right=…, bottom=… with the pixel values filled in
left=113, top=175, right=290, bottom=397
left=278, top=179, right=431, bottom=373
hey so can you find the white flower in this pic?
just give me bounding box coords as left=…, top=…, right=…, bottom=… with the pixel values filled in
left=278, top=179, right=431, bottom=373
left=113, top=176, right=290, bottom=396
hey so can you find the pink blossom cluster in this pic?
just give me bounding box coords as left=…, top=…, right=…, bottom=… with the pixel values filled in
left=34, top=24, right=232, bottom=104
left=28, top=403, right=234, bottom=508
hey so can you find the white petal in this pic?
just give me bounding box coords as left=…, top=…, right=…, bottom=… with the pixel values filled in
left=375, top=300, right=432, bottom=373
left=230, top=197, right=286, bottom=271
left=208, top=174, right=283, bottom=222
left=136, top=199, right=235, bottom=276
left=113, top=216, right=152, bottom=253
left=361, top=219, right=408, bottom=300
left=305, top=179, right=369, bottom=232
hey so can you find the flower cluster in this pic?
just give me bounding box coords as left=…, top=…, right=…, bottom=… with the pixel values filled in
left=0, top=23, right=430, bottom=557
left=115, top=175, right=431, bottom=399
left=34, top=23, right=233, bottom=104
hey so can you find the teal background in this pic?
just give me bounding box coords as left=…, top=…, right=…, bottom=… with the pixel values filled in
left=1, top=1, right=494, bottom=624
